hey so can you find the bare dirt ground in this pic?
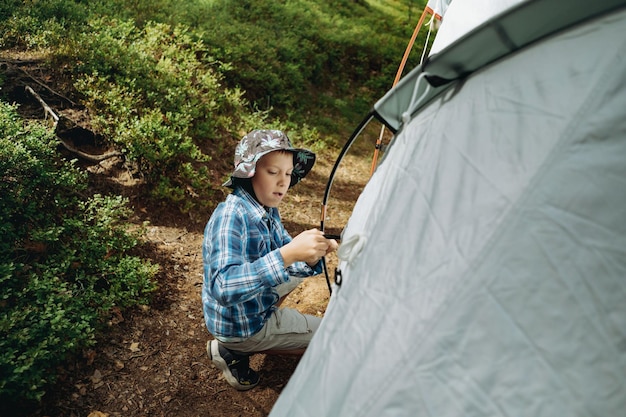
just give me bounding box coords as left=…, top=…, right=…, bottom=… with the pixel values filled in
left=2, top=54, right=377, bottom=417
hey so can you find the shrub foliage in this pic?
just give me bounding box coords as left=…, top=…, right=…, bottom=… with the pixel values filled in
left=0, top=102, right=159, bottom=402
left=66, top=18, right=252, bottom=211
left=0, top=0, right=428, bottom=211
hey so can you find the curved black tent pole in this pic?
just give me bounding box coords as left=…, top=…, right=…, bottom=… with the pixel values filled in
left=320, top=111, right=377, bottom=295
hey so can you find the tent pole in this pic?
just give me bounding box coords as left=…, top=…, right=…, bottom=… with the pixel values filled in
left=369, top=7, right=432, bottom=177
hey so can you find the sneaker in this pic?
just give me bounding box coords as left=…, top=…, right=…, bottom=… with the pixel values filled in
left=207, top=339, right=260, bottom=391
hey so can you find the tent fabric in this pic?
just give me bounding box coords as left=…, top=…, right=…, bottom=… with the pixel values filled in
left=425, top=0, right=452, bottom=20
left=373, top=0, right=626, bottom=133
left=269, top=2, right=626, bottom=416
left=429, top=0, right=523, bottom=53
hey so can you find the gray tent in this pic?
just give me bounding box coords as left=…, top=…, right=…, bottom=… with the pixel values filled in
left=270, top=0, right=626, bottom=415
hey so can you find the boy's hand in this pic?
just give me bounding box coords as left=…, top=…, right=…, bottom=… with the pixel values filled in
left=325, top=238, right=339, bottom=256
left=280, top=229, right=337, bottom=267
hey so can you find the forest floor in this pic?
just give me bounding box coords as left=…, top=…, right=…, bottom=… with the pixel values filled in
left=2, top=53, right=375, bottom=417
left=34, top=150, right=369, bottom=417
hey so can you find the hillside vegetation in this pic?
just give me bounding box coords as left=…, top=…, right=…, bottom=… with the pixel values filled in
left=0, top=0, right=430, bottom=410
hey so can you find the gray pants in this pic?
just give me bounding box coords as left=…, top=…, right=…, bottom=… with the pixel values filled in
left=219, top=278, right=322, bottom=352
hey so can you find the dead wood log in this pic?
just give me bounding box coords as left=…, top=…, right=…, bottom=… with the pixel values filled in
left=57, top=136, right=123, bottom=163
left=25, top=85, right=122, bottom=163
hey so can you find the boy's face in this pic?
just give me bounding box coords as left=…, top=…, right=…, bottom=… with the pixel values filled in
left=252, top=151, right=294, bottom=207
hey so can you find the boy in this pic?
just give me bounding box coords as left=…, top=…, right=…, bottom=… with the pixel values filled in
left=202, top=129, right=338, bottom=390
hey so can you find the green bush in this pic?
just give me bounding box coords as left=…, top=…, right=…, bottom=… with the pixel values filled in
left=1, top=0, right=427, bottom=212
left=196, top=0, right=423, bottom=127
left=0, top=0, right=89, bottom=49
left=0, top=0, right=20, bottom=22
left=64, top=17, right=255, bottom=211
left=0, top=101, right=158, bottom=403
left=71, top=0, right=425, bottom=136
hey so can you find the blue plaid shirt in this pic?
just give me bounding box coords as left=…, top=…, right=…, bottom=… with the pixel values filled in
left=202, top=187, right=322, bottom=339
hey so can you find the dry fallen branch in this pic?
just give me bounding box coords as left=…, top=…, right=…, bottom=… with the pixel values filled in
left=18, top=65, right=77, bottom=106
left=25, top=85, right=122, bottom=163
left=25, top=85, right=59, bottom=126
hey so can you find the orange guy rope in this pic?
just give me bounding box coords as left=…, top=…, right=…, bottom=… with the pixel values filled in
left=369, top=7, right=433, bottom=177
